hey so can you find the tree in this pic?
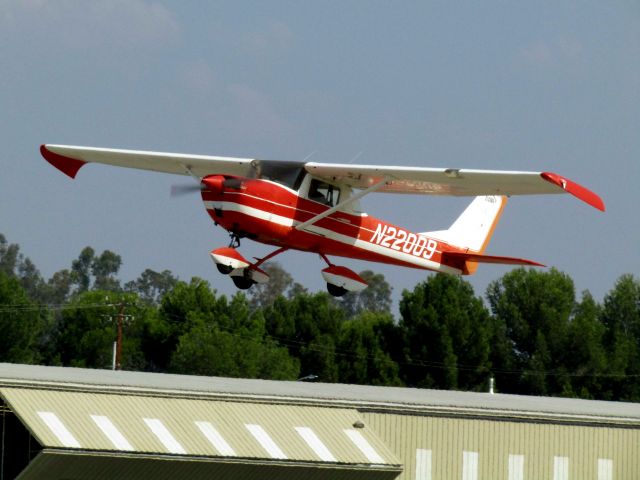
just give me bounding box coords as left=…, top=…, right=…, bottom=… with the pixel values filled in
left=146, top=277, right=225, bottom=371
left=0, top=233, right=48, bottom=302
left=0, top=271, right=43, bottom=363
left=263, top=291, right=346, bottom=382
left=71, top=247, right=95, bottom=293
left=248, top=262, right=294, bottom=309
left=164, top=282, right=299, bottom=379
left=92, top=250, right=122, bottom=291
left=125, top=268, right=178, bottom=305
left=600, top=274, right=640, bottom=401
left=563, top=291, right=607, bottom=398
left=170, top=318, right=299, bottom=380
left=69, top=247, right=122, bottom=294
left=338, top=270, right=392, bottom=317
left=50, top=290, right=146, bottom=369
left=487, top=268, right=576, bottom=395
left=17, top=257, right=46, bottom=302
left=42, top=269, right=73, bottom=305
left=399, top=274, right=492, bottom=390
left=0, top=233, right=20, bottom=276
left=337, top=311, right=402, bottom=386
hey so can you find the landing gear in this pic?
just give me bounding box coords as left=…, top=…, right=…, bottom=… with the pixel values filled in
left=228, top=232, right=241, bottom=248
left=320, top=253, right=368, bottom=297
left=211, top=245, right=290, bottom=291
left=232, top=275, right=256, bottom=290
left=216, top=263, right=234, bottom=274
left=327, top=283, right=348, bottom=297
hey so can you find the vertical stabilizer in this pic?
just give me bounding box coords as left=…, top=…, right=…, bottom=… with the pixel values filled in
left=422, top=196, right=507, bottom=273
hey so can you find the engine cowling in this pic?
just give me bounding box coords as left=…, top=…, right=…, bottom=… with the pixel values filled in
left=201, top=175, right=225, bottom=195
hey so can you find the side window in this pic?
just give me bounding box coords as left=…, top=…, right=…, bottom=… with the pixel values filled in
left=308, top=179, right=340, bottom=207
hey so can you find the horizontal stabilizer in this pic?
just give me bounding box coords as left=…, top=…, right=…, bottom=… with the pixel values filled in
left=442, top=251, right=544, bottom=274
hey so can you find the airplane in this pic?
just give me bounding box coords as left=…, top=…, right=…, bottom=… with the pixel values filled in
left=40, top=144, right=604, bottom=297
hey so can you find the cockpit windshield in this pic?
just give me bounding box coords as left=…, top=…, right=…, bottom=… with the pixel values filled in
left=252, top=160, right=306, bottom=190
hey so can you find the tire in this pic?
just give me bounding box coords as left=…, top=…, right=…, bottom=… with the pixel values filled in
left=216, top=263, right=233, bottom=275
left=232, top=275, right=255, bottom=290
left=327, top=283, right=348, bottom=297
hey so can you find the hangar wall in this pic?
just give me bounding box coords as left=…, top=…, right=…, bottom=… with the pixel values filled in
left=364, top=412, right=639, bottom=479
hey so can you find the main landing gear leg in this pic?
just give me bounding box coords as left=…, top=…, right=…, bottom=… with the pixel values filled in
left=253, top=247, right=290, bottom=269
left=230, top=246, right=290, bottom=291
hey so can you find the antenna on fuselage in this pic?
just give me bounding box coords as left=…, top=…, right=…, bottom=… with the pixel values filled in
left=347, top=151, right=363, bottom=164
left=302, top=151, right=317, bottom=162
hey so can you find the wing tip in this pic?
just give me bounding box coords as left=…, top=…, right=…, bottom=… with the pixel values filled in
left=40, top=144, right=87, bottom=179
left=541, top=172, right=605, bottom=212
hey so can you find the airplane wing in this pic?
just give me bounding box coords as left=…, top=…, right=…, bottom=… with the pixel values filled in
left=305, top=163, right=605, bottom=211
left=41, top=144, right=604, bottom=211
left=41, top=144, right=255, bottom=179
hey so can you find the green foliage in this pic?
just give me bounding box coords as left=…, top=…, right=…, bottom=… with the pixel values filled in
left=338, top=270, right=392, bottom=317
left=0, top=234, right=20, bottom=276
left=600, top=275, right=640, bottom=401
left=170, top=320, right=299, bottom=380
left=263, top=291, right=345, bottom=382
left=0, top=232, right=639, bottom=402
left=487, top=268, right=576, bottom=395
left=50, top=290, right=146, bottom=370
left=337, top=312, right=402, bottom=386
left=0, top=271, right=43, bottom=363
left=248, top=262, right=294, bottom=309
left=564, top=291, right=606, bottom=398
left=125, top=268, right=178, bottom=305
left=71, top=247, right=122, bottom=294
left=400, top=274, right=492, bottom=390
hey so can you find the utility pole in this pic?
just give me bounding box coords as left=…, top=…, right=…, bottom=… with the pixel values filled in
left=115, top=303, right=124, bottom=370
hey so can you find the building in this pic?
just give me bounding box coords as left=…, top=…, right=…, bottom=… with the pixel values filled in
left=0, top=363, right=638, bottom=479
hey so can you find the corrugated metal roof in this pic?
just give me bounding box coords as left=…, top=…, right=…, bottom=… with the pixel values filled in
left=19, top=450, right=402, bottom=480
left=2, top=387, right=400, bottom=468
left=1, top=363, right=639, bottom=425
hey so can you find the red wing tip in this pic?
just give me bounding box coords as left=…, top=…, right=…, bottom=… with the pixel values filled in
left=541, top=172, right=605, bottom=212
left=40, top=144, right=87, bottom=179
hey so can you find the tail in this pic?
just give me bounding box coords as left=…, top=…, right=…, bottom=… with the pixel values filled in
left=422, top=196, right=543, bottom=274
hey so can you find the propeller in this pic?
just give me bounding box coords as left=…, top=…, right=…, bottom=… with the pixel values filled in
left=170, top=183, right=203, bottom=197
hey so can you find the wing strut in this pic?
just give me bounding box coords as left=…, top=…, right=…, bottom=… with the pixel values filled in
left=295, top=177, right=390, bottom=231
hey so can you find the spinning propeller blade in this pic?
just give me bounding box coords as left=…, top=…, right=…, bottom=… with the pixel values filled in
left=170, top=183, right=202, bottom=197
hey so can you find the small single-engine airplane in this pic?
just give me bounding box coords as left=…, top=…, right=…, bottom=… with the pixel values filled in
left=41, top=144, right=604, bottom=296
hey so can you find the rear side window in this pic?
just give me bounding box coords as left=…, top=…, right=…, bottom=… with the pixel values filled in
left=308, top=179, right=340, bottom=207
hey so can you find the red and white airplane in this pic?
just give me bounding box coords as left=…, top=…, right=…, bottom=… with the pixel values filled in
left=41, top=144, right=604, bottom=296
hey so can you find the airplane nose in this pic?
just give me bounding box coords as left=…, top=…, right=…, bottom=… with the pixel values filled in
left=201, top=175, right=224, bottom=194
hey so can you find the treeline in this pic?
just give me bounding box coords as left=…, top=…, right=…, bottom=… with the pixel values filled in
left=1, top=233, right=639, bottom=401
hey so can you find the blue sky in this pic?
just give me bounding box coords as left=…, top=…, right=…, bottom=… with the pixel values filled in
left=1, top=1, right=638, bottom=310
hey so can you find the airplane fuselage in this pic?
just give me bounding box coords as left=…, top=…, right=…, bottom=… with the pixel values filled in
left=201, top=175, right=466, bottom=275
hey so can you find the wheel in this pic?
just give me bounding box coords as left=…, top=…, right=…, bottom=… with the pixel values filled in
left=232, top=275, right=255, bottom=290
left=216, top=263, right=233, bottom=275
left=327, top=283, right=348, bottom=297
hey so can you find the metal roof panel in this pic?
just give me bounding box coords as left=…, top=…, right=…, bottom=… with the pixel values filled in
left=1, top=387, right=399, bottom=467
